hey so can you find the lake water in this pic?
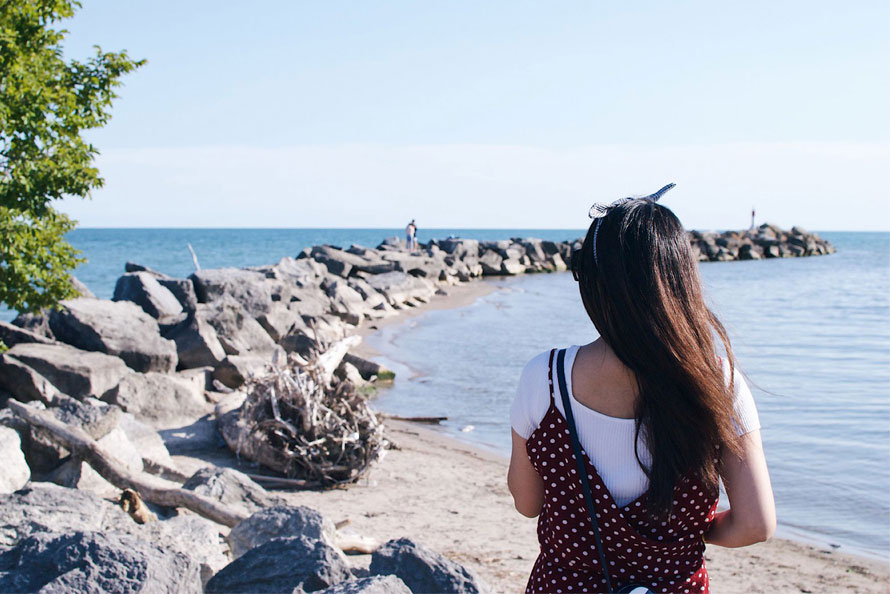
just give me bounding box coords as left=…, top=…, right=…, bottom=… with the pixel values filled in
left=1, top=229, right=887, bottom=560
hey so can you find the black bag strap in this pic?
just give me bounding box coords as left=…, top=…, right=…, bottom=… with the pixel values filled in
left=554, top=348, right=613, bottom=593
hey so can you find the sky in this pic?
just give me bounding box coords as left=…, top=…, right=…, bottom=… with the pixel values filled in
left=57, top=0, right=890, bottom=230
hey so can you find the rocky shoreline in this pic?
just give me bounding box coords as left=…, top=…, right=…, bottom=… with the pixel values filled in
left=0, top=224, right=834, bottom=592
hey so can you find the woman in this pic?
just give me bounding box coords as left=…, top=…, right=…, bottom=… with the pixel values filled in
left=508, top=186, right=775, bottom=593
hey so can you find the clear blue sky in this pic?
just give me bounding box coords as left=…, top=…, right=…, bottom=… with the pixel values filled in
left=59, top=0, right=889, bottom=230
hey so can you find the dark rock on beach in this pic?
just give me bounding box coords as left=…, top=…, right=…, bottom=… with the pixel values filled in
left=0, top=530, right=204, bottom=594
left=206, top=535, right=351, bottom=594
left=369, top=537, right=484, bottom=594
left=227, top=505, right=338, bottom=558
left=319, top=575, right=413, bottom=594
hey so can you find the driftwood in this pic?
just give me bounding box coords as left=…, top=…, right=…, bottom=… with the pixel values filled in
left=7, top=400, right=248, bottom=528
left=219, top=338, right=386, bottom=486
left=383, top=414, right=448, bottom=424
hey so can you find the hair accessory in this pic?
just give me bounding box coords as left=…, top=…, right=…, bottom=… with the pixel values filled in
left=590, top=183, right=676, bottom=265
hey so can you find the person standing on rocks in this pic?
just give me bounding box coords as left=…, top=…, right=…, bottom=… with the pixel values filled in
left=405, top=220, right=417, bottom=252
left=508, top=185, right=775, bottom=593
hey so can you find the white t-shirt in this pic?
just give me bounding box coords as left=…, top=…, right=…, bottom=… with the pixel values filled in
left=510, top=345, right=761, bottom=507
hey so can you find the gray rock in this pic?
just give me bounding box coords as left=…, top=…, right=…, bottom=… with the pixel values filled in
left=183, top=467, right=279, bottom=517
left=500, top=258, right=526, bottom=275
left=2, top=342, right=129, bottom=400
left=162, top=311, right=227, bottom=370
left=319, top=575, right=412, bottom=594
left=0, top=320, right=56, bottom=348
left=0, top=482, right=223, bottom=582
left=113, top=272, right=184, bottom=321
left=0, top=353, right=63, bottom=404
left=212, top=354, right=271, bottom=389
left=369, top=538, right=483, bottom=594
left=104, top=371, right=210, bottom=429
left=70, top=276, right=96, bottom=299
left=48, top=298, right=178, bottom=373
left=342, top=353, right=394, bottom=381
left=191, top=268, right=274, bottom=316
left=125, top=261, right=165, bottom=275
left=159, top=278, right=199, bottom=312
left=257, top=303, right=305, bottom=342
left=202, top=296, right=277, bottom=356
left=0, top=531, right=203, bottom=594
left=478, top=250, right=503, bottom=275
left=0, top=482, right=132, bottom=549
left=11, top=311, right=55, bottom=340
left=206, top=536, right=351, bottom=594
left=52, top=396, right=122, bottom=440
left=438, top=238, right=479, bottom=259
left=364, top=272, right=435, bottom=307
left=0, top=427, right=30, bottom=494
left=227, top=505, right=338, bottom=558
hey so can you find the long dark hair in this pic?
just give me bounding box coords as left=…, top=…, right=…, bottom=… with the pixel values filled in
left=574, top=199, right=741, bottom=519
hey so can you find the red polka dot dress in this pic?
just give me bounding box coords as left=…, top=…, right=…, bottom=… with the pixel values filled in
left=525, top=351, right=719, bottom=593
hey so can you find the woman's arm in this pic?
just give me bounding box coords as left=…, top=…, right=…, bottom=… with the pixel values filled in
left=705, top=429, right=776, bottom=547
left=507, top=429, right=545, bottom=517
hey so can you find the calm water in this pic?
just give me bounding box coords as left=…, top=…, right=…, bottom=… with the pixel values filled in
left=2, top=229, right=888, bottom=559
left=366, top=232, right=890, bottom=559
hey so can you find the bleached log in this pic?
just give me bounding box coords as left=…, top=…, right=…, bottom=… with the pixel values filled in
left=316, top=335, right=362, bottom=385
left=7, top=400, right=247, bottom=528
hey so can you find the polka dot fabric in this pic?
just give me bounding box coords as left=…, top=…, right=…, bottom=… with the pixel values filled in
left=524, top=350, right=719, bottom=593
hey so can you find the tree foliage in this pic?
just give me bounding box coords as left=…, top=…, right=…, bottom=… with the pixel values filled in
left=0, top=0, right=143, bottom=312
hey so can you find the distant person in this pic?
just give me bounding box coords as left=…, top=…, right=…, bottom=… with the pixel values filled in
left=751, top=207, right=756, bottom=230
left=405, top=219, right=417, bottom=251
left=508, top=184, right=775, bottom=593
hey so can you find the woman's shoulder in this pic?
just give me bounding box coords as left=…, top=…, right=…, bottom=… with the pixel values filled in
left=510, top=349, right=557, bottom=439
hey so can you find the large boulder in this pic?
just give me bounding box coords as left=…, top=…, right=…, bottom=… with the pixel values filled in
left=48, top=298, right=178, bottom=373
left=1, top=342, right=129, bottom=400
left=0, top=482, right=132, bottom=549
left=0, top=320, right=55, bottom=349
left=206, top=536, right=351, bottom=594
left=227, top=505, right=338, bottom=558
left=201, top=297, right=277, bottom=356
left=211, top=354, right=271, bottom=390
left=0, top=531, right=203, bottom=594
left=478, top=250, right=504, bottom=275
left=162, top=311, right=227, bottom=369
left=104, top=371, right=210, bottom=429
left=190, top=268, right=274, bottom=316
left=256, top=303, right=305, bottom=342
left=319, top=575, right=412, bottom=594
left=113, top=272, right=184, bottom=322
left=0, top=353, right=64, bottom=404
left=364, top=272, right=435, bottom=307
left=438, top=238, right=479, bottom=259
left=369, top=538, right=483, bottom=594
left=0, top=427, right=30, bottom=494
left=182, top=467, right=280, bottom=518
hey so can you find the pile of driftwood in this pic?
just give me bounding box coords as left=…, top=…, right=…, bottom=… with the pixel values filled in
left=219, top=337, right=386, bottom=487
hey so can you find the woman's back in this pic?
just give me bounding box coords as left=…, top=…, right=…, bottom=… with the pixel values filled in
left=507, top=187, right=775, bottom=593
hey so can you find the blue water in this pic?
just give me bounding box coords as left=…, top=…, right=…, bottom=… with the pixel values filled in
left=365, top=232, right=890, bottom=560
left=1, top=229, right=888, bottom=560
